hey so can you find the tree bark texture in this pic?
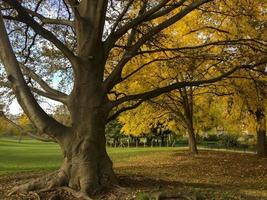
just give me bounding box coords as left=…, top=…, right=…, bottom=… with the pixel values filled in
left=255, top=109, right=267, bottom=157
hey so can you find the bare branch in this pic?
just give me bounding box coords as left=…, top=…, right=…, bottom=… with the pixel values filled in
left=121, top=56, right=180, bottom=82
left=3, top=0, right=78, bottom=66
left=105, top=0, right=175, bottom=50
left=23, top=8, right=74, bottom=27
left=137, top=39, right=267, bottom=55
left=109, top=0, right=135, bottom=36
left=29, top=87, right=67, bottom=103
left=20, top=64, right=69, bottom=104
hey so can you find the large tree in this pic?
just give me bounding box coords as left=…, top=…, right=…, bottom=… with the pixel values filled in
left=0, top=0, right=266, bottom=198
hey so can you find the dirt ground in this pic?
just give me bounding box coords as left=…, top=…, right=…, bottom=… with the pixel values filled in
left=0, top=150, right=266, bottom=200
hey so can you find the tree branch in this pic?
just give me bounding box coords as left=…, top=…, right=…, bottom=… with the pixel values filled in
left=107, top=100, right=143, bottom=122
left=109, top=57, right=267, bottom=108
left=3, top=0, right=78, bottom=66
left=0, top=113, right=55, bottom=142
left=109, top=0, right=135, bottom=36
left=22, top=8, right=74, bottom=27
left=105, top=0, right=179, bottom=51
left=103, top=0, right=213, bottom=92
left=137, top=39, right=267, bottom=55
left=20, top=64, right=69, bottom=104
left=0, top=13, right=68, bottom=138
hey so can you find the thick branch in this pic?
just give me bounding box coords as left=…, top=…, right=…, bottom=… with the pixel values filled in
left=30, top=87, right=67, bottom=103
left=76, top=0, right=108, bottom=57
left=0, top=13, right=68, bottom=138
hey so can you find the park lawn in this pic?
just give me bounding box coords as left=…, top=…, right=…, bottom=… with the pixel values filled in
left=0, top=138, right=266, bottom=200
left=0, top=138, right=174, bottom=175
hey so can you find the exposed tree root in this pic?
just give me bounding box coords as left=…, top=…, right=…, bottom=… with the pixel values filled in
left=60, top=187, right=93, bottom=200
left=112, top=184, right=131, bottom=194
left=7, top=169, right=68, bottom=197
left=28, top=191, right=41, bottom=200
left=7, top=168, right=117, bottom=200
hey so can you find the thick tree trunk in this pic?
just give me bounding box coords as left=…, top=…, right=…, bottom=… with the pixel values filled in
left=66, top=135, right=117, bottom=195
left=9, top=112, right=117, bottom=198
left=255, top=109, right=267, bottom=157
left=9, top=62, right=118, bottom=197
left=65, top=68, right=117, bottom=195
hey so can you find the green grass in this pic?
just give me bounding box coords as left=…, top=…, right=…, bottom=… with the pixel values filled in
left=0, top=138, right=266, bottom=199
left=0, top=138, right=62, bottom=174
left=0, top=138, right=175, bottom=175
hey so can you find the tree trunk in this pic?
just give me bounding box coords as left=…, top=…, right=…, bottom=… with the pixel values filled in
left=187, top=122, right=198, bottom=154
left=161, top=136, right=165, bottom=147
left=9, top=63, right=118, bottom=198
left=10, top=111, right=117, bottom=198
left=67, top=129, right=117, bottom=194
left=255, top=109, right=267, bottom=157
left=64, top=67, right=118, bottom=195
left=179, top=86, right=198, bottom=154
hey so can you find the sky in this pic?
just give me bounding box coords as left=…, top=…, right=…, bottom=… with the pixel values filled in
left=6, top=74, right=63, bottom=115
left=9, top=100, right=22, bottom=115
left=9, top=98, right=61, bottom=116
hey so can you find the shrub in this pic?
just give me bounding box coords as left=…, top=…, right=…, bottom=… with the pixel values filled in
left=203, top=133, right=220, bottom=142
left=219, top=134, right=240, bottom=148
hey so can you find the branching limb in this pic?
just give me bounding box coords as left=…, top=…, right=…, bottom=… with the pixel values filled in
left=108, top=57, right=267, bottom=108
left=109, top=0, right=135, bottom=36
left=0, top=13, right=68, bottom=138
left=107, top=100, right=143, bottom=122
left=0, top=78, right=69, bottom=104
left=2, top=0, right=78, bottom=66
left=104, top=0, right=213, bottom=92
left=23, top=8, right=74, bottom=27
left=105, top=0, right=174, bottom=50
left=20, top=64, right=69, bottom=104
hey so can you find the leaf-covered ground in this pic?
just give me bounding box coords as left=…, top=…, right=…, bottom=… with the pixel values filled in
left=0, top=149, right=266, bottom=200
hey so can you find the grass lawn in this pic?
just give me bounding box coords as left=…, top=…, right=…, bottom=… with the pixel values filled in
left=0, top=138, right=174, bottom=175
left=0, top=138, right=266, bottom=199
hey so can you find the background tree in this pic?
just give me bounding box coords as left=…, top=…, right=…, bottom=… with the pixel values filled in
left=228, top=76, right=267, bottom=157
